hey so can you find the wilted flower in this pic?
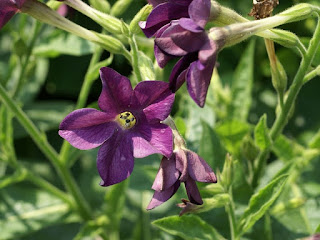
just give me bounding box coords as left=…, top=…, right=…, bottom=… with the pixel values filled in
left=141, top=0, right=220, bottom=107
left=147, top=149, right=217, bottom=209
left=0, top=0, right=26, bottom=29
left=59, top=67, right=174, bottom=186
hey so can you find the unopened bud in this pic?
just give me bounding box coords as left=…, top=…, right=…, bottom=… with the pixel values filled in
left=221, top=154, right=234, bottom=189
left=110, top=0, right=133, bottom=17
left=130, top=4, right=153, bottom=34
left=88, top=0, right=110, bottom=14
left=241, top=135, right=259, bottom=162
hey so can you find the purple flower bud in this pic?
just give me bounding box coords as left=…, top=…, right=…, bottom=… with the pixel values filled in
left=59, top=67, right=175, bottom=187
left=141, top=0, right=221, bottom=107
left=0, top=0, right=27, bottom=29
left=147, top=149, right=217, bottom=210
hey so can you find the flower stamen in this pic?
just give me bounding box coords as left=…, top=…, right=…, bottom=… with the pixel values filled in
left=117, top=111, right=136, bottom=129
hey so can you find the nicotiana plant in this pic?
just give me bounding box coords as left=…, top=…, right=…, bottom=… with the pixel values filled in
left=0, top=0, right=320, bottom=239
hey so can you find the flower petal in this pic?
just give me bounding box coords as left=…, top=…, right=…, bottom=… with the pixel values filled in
left=186, top=59, right=215, bottom=107
left=97, top=133, right=134, bottom=187
left=179, top=18, right=203, bottom=33
left=140, top=2, right=189, bottom=37
left=198, top=39, right=218, bottom=65
left=171, top=28, right=207, bottom=53
left=131, top=122, right=173, bottom=158
left=146, top=181, right=180, bottom=210
left=59, top=109, right=117, bottom=150
left=148, top=0, right=168, bottom=7
left=185, top=178, right=203, bottom=204
left=154, top=24, right=174, bottom=68
left=186, top=150, right=217, bottom=183
left=99, top=67, right=133, bottom=114
left=175, top=150, right=188, bottom=181
left=151, top=155, right=180, bottom=191
left=0, top=0, right=26, bottom=29
left=188, top=0, right=211, bottom=29
left=134, top=81, right=174, bottom=121
left=155, top=22, right=188, bottom=56
left=169, top=53, right=198, bottom=92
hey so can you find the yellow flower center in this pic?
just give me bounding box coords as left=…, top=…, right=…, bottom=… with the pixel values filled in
left=116, top=111, right=137, bottom=129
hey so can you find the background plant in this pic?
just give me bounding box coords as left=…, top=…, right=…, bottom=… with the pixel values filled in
left=0, top=0, right=320, bottom=239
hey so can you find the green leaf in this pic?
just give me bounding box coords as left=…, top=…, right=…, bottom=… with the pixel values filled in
left=315, top=223, right=320, bottom=233
left=308, top=129, right=320, bottom=149
left=18, top=58, right=49, bottom=103
left=199, top=121, right=226, bottom=171
left=138, top=51, right=155, bottom=80
left=153, top=215, right=226, bottom=240
left=33, top=31, right=95, bottom=57
left=229, top=39, right=255, bottom=121
left=254, top=114, right=272, bottom=150
left=215, top=119, right=250, bottom=154
left=0, top=185, right=79, bottom=239
left=238, top=175, right=288, bottom=235
left=272, top=135, right=305, bottom=162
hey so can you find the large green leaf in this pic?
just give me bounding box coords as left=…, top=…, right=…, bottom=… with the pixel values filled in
left=199, top=121, right=226, bottom=171
left=238, top=175, right=288, bottom=235
left=153, top=215, right=225, bottom=240
left=229, top=39, right=255, bottom=121
left=33, top=31, right=95, bottom=58
left=0, top=185, right=78, bottom=239
left=215, top=119, right=250, bottom=154
left=254, top=114, right=272, bottom=151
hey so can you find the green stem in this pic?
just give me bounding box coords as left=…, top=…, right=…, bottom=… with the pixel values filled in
left=129, top=35, right=142, bottom=83
left=303, top=65, right=320, bottom=84
left=11, top=20, right=42, bottom=97
left=226, top=188, right=238, bottom=240
left=60, top=47, right=104, bottom=165
left=252, top=16, right=320, bottom=188
left=25, top=170, right=73, bottom=206
left=0, top=83, right=92, bottom=220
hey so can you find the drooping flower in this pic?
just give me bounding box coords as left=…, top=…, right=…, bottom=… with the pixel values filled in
left=140, top=0, right=221, bottom=107
left=59, top=67, right=175, bottom=186
left=147, top=149, right=217, bottom=209
left=0, top=0, right=27, bottom=29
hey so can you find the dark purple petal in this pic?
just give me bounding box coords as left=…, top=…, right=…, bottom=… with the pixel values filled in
left=130, top=123, right=173, bottom=158
left=97, top=133, right=134, bottom=187
left=168, top=0, right=193, bottom=5
left=198, top=39, right=217, bottom=65
left=146, top=181, right=180, bottom=210
left=169, top=53, right=198, bottom=92
left=151, top=156, right=180, bottom=191
left=188, top=0, right=211, bottom=29
left=171, top=28, right=207, bottom=53
left=185, top=178, right=203, bottom=204
left=59, top=108, right=117, bottom=150
left=186, top=59, right=215, bottom=107
left=175, top=150, right=188, bottom=181
left=179, top=18, right=203, bottom=33
left=186, top=150, right=217, bottom=183
left=154, top=24, right=173, bottom=68
left=140, top=2, right=189, bottom=37
left=0, top=0, right=26, bottom=29
left=99, top=67, right=133, bottom=114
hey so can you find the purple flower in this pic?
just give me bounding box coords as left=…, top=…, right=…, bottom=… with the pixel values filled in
left=59, top=67, right=175, bottom=186
left=141, top=0, right=219, bottom=107
left=147, top=149, right=217, bottom=209
left=0, top=0, right=26, bottom=29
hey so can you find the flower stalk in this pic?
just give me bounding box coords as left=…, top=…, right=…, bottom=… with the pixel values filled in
left=21, top=0, right=130, bottom=60
left=252, top=15, right=320, bottom=188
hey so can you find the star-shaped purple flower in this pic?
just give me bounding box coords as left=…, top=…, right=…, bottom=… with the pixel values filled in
left=141, top=0, right=219, bottom=107
left=59, top=67, right=175, bottom=187
left=147, top=149, right=217, bottom=209
left=0, top=0, right=26, bottom=29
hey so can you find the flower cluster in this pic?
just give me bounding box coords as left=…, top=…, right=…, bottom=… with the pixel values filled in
left=140, top=0, right=221, bottom=107
left=59, top=67, right=217, bottom=208
left=0, top=0, right=220, bottom=209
